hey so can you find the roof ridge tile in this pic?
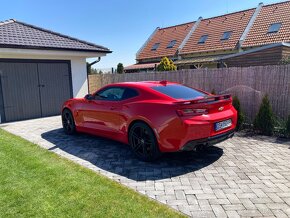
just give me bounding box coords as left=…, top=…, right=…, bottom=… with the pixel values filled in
left=159, top=21, right=195, bottom=30
left=261, top=0, right=290, bottom=8
left=201, top=7, right=256, bottom=21
left=0, top=19, right=16, bottom=26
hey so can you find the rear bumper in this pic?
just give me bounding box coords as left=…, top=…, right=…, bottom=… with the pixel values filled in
left=181, top=129, right=235, bottom=151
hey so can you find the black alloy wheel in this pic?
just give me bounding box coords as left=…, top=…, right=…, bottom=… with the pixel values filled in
left=62, top=109, right=76, bottom=135
left=129, top=122, right=161, bottom=162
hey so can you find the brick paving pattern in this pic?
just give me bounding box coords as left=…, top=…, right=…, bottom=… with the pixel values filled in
left=1, top=116, right=290, bottom=217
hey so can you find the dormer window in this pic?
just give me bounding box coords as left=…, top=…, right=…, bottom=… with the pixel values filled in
left=198, top=35, right=208, bottom=44
left=151, top=43, right=160, bottom=51
left=221, top=31, right=232, bottom=40
left=268, top=23, right=281, bottom=33
left=167, top=40, right=177, bottom=48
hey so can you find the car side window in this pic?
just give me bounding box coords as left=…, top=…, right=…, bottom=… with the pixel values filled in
left=94, top=87, right=139, bottom=101
left=95, top=87, right=125, bottom=101
left=121, top=88, right=139, bottom=100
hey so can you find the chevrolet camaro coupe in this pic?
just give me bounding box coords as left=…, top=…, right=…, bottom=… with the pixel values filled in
left=62, top=81, right=237, bottom=161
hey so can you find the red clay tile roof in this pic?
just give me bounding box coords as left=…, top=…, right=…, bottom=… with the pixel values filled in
left=0, top=19, right=111, bottom=53
left=137, top=22, right=194, bottom=61
left=124, top=62, right=159, bottom=70
left=242, top=1, right=290, bottom=48
left=180, top=9, right=255, bottom=55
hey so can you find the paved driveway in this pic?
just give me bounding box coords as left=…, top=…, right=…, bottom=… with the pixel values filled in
left=1, top=116, right=290, bottom=217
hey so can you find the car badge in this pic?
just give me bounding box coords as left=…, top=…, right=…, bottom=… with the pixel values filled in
left=218, top=106, right=224, bottom=111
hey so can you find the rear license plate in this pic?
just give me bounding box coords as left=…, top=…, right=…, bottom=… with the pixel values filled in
left=214, top=119, right=232, bottom=131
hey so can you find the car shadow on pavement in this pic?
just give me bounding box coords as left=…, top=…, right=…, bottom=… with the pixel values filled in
left=41, top=128, right=223, bottom=181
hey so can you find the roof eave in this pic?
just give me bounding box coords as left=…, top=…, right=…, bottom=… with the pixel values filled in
left=0, top=44, right=112, bottom=53
left=0, top=47, right=110, bottom=58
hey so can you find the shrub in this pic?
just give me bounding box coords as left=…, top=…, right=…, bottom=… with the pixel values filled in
left=232, top=96, right=245, bottom=130
left=279, top=56, right=290, bottom=65
left=286, top=115, right=290, bottom=137
left=272, top=116, right=286, bottom=136
left=254, top=95, right=275, bottom=136
left=157, top=57, right=177, bottom=71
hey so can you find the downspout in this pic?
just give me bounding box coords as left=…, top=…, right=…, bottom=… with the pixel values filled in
left=88, top=57, right=101, bottom=69
left=87, top=57, right=101, bottom=94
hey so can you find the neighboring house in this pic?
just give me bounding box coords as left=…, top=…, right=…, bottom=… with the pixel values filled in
left=0, top=19, right=111, bottom=123
left=178, top=7, right=256, bottom=68
left=125, top=1, right=290, bottom=72
left=125, top=22, right=195, bottom=73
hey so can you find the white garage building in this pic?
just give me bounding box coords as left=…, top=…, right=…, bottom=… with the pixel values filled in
left=0, top=19, right=111, bottom=123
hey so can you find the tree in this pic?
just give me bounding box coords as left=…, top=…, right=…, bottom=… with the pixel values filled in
left=87, top=63, right=99, bottom=74
left=117, top=63, right=124, bottom=74
left=157, top=57, right=177, bottom=71
left=254, top=95, right=275, bottom=136
left=232, top=96, right=245, bottom=130
left=92, top=68, right=98, bottom=74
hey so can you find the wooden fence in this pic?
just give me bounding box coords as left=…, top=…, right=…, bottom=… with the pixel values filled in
left=88, top=65, right=290, bottom=122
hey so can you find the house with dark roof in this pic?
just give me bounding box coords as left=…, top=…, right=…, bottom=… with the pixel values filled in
left=126, top=1, right=290, bottom=72
left=0, top=19, right=111, bottom=123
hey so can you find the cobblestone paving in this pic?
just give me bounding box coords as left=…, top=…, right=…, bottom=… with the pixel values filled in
left=1, top=116, right=290, bottom=217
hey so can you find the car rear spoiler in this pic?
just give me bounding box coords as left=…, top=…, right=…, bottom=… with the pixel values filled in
left=174, top=94, right=232, bottom=105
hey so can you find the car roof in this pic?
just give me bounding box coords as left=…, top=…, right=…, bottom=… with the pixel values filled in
left=98, top=81, right=178, bottom=100
left=107, top=81, right=179, bottom=88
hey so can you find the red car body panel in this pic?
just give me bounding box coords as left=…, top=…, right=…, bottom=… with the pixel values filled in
left=62, top=81, right=237, bottom=152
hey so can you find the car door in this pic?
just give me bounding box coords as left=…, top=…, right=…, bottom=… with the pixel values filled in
left=81, top=87, right=126, bottom=136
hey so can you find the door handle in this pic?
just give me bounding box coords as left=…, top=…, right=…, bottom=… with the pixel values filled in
left=110, top=106, right=116, bottom=110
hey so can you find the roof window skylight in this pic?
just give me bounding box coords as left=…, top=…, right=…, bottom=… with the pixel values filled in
left=221, top=31, right=232, bottom=40
left=268, top=23, right=281, bottom=33
left=151, top=43, right=160, bottom=51
left=167, top=40, right=177, bottom=48
left=198, top=35, right=208, bottom=44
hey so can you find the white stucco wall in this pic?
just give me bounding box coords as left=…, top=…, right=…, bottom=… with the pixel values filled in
left=0, top=48, right=107, bottom=98
left=70, top=57, right=88, bottom=97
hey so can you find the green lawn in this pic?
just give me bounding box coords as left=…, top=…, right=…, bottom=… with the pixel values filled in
left=0, top=129, right=184, bottom=218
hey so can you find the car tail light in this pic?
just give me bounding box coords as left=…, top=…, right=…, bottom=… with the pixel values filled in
left=176, top=108, right=208, bottom=116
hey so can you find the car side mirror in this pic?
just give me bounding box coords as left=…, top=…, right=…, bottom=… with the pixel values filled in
left=84, top=94, right=94, bottom=101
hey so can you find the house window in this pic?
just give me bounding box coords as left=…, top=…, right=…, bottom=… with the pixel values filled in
left=151, top=43, right=160, bottom=51
left=198, top=35, right=208, bottom=44
left=221, top=31, right=232, bottom=40
left=167, top=40, right=177, bottom=48
left=267, top=23, right=281, bottom=33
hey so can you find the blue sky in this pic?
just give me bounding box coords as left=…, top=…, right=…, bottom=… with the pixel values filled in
left=0, top=0, right=282, bottom=69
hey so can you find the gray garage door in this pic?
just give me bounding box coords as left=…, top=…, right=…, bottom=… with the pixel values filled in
left=0, top=61, right=72, bottom=122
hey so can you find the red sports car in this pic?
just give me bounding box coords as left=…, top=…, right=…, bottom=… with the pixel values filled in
left=62, top=81, right=237, bottom=161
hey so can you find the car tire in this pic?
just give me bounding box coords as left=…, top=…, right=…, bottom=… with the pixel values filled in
left=129, top=122, right=161, bottom=162
left=62, top=109, right=76, bottom=135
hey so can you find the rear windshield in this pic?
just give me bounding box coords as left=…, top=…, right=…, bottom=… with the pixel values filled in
left=152, top=84, right=206, bottom=100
